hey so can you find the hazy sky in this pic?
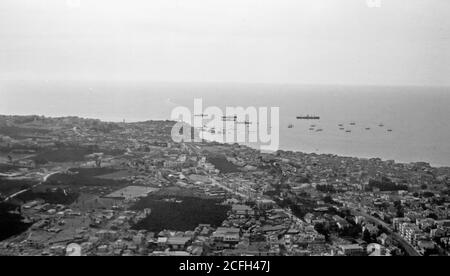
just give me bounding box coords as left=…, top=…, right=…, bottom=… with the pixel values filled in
left=0, top=0, right=449, bottom=86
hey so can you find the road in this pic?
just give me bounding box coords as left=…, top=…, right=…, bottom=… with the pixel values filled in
left=351, top=209, right=421, bottom=256
left=3, top=171, right=62, bottom=202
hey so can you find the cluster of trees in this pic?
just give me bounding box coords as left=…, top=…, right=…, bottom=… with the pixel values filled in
left=368, top=177, right=408, bottom=191
left=0, top=202, right=31, bottom=241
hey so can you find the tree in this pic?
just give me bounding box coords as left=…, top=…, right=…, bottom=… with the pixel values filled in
left=314, top=223, right=330, bottom=240
left=323, top=195, right=335, bottom=204
left=427, top=213, right=438, bottom=220
left=362, top=229, right=373, bottom=243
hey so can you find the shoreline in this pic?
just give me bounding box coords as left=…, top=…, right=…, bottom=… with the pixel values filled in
left=198, top=129, right=450, bottom=169
left=1, top=113, right=448, bottom=169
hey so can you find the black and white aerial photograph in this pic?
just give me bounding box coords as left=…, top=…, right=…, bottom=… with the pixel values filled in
left=0, top=0, right=449, bottom=260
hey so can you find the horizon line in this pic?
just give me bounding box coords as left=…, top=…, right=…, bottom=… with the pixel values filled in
left=2, top=79, right=450, bottom=89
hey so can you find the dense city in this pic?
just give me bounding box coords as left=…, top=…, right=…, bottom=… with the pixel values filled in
left=0, top=115, right=449, bottom=256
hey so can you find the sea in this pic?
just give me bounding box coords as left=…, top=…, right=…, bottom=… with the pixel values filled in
left=1, top=81, right=450, bottom=167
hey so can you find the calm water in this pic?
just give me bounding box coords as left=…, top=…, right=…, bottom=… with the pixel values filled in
left=1, top=81, right=450, bottom=166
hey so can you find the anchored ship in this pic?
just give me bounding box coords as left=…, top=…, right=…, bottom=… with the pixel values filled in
left=296, top=115, right=320, bottom=120
left=222, top=115, right=238, bottom=121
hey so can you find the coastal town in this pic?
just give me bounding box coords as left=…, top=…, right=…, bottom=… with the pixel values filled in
left=0, top=115, right=449, bottom=256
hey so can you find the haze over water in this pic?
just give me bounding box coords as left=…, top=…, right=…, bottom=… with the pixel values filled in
left=1, top=81, right=450, bottom=167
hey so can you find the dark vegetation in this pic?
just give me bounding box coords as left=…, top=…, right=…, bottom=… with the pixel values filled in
left=0, top=202, right=31, bottom=241
left=0, top=126, right=50, bottom=139
left=31, top=145, right=123, bottom=164
left=0, top=164, right=22, bottom=173
left=368, top=177, right=408, bottom=191
left=207, top=155, right=240, bottom=173
left=0, top=178, right=36, bottom=198
left=32, top=147, right=94, bottom=164
left=132, top=195, right=230, bottom=232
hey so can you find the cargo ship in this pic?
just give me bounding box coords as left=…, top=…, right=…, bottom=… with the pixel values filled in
left=222, top=115, right=237, bottom=121
left=296, top=115, right=320, bottom=120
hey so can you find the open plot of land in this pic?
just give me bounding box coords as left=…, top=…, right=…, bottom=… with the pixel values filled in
left=70, top=193, right=121, bottom=212
left=104, top=186, right=159, bottom=200
left=29, top=146, right=124, bottom=165
left=154, top=186, right=209, bottom=198
left=46, top=168, right=129, bottom=188
left=26, top=216, right=90, bottom=246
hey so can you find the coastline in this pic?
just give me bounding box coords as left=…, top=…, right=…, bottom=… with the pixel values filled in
left=1, top=113, right=448, bottom=169
left=198, top=128, right=449, bottom=169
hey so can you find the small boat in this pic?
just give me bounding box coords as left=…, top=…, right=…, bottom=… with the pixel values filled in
left=315, top=129, right=323, bottom=132
left=339, top=128, right=345, bottom=130
left=288, top=124, right=294, bottom=128
left=365, top=127, right=371, bottom=130
left=338, top=124, right=343, bottom=127
left=387, top=129, right=393, bottom=132
left=345, top=130, right=351, bottom=133
left=350, top=122, right=356, bottom=126
left=309, top=128, right=314, bottom=131
left=378, top=123, right=384, bottom=127
left=310, top=124, right=316, bottom=127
